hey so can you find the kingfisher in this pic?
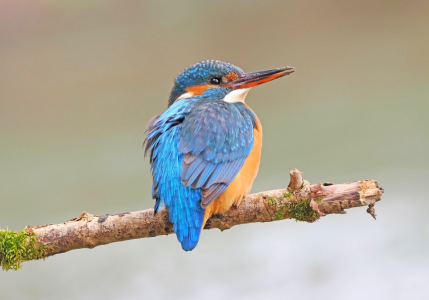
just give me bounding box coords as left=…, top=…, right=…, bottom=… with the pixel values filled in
left=144, top=60, right=295, bottom=251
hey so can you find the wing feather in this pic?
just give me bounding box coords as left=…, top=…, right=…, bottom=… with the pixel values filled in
left=179, top=101, right=256, bottom=207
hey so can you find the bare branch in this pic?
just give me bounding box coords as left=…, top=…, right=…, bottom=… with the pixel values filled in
left=2, top=170, right=384, bottom=266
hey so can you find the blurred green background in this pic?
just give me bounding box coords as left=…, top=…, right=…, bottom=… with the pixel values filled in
left=1, top=1, right=428, bottom=299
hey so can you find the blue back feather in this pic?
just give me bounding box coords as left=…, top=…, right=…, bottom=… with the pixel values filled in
left=145, top=100, right=204, bottom=251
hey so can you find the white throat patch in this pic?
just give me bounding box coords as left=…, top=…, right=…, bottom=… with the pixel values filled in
left=223, top=88, right=251, bottom=103
left=175, top=88, right=251, bottom=103
left=175, top=92, right=194, bottom=101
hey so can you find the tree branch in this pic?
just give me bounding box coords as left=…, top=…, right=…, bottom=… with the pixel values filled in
left=1, top=169, right=383, bottom=270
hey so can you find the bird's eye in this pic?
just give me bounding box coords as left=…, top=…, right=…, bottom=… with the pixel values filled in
left=210, top=77, right=221, bottom=85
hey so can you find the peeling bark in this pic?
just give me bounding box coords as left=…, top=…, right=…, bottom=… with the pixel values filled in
left=7, top=170, right=383, bottom=260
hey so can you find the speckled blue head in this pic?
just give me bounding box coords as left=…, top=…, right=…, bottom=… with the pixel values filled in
left=169, top=60, right=244, bottom=106
left=168, top=60, right=295, bottom=107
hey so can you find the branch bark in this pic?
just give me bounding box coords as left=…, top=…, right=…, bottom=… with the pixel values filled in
left=6, top=169, right=384, bottom=260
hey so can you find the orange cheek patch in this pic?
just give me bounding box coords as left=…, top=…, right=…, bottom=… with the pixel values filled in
left=225, top=72, right=239, bottom=81
left=186, top=84, right=218, bottom=96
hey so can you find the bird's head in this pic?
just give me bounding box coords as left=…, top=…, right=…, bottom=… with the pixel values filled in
left=168, top=60, right=295, bottom=106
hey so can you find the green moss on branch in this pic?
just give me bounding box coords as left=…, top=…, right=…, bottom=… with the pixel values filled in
left=0, top=228, right=48, bottom=271
left=267, top=191, right=319, bottom=222
left=286, top=199, right=319, bottom=222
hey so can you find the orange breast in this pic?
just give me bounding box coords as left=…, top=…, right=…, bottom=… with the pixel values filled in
left=203, top=114, right=262, bottom=227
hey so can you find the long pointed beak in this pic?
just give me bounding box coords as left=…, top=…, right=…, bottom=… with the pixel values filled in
left=229, top=66, right=295, bottom=89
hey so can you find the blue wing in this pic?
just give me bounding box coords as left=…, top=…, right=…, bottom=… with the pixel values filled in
left=144, top=100, right=204, bottom=251
left=178, top=101, right=257, bottom=207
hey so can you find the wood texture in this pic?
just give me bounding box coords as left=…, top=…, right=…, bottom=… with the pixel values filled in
left=17, top=170, right=383, bottom=258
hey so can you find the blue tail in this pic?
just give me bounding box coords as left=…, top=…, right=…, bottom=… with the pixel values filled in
left=181, top=235, right=200, bottom=251
left=174, top=205, right=204, bottom=251
left=163, top=183, right=204, bottom=251
left=156, top=192, right=203, bottom=251
left=147, top=118, right=204, bottom=251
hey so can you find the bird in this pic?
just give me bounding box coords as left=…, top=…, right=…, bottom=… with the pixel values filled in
left=143, top=60, right=295, bottom=251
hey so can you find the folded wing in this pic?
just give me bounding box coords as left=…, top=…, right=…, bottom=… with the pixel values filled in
left=179, top=101, right=256, bottom=207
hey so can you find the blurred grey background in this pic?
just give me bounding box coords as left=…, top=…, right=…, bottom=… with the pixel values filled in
left=1, top=1, right=428, bottom=299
